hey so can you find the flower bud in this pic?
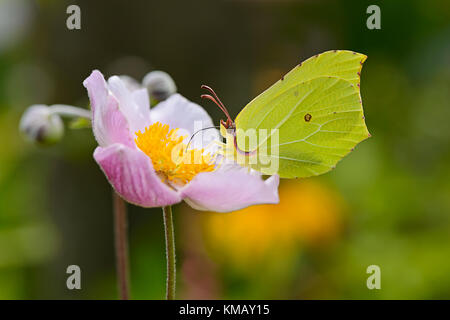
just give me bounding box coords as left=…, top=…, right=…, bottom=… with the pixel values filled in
left=19, top=105, right=64, bottom=145
left=142, top=71, right=177, bottom=106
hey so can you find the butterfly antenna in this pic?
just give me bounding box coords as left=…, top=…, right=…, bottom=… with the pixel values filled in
left=185, top=126, right=220, bottom=152
left=201, top=85, right=233, bottom=123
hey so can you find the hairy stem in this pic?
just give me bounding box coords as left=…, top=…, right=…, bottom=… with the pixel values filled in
left=113, top=191, right=130, bottom=300
left=49, top=104, right=92, bottom=119
left=162, top=206, right=176, bottom=300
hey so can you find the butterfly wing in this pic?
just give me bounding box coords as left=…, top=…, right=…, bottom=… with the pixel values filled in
left=234, top=51, right=370, bottom=178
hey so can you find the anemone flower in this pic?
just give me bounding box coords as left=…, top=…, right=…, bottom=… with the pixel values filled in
left=84, top=70, right=279, bottom=212
left=83, top=70, right=279, bottom=299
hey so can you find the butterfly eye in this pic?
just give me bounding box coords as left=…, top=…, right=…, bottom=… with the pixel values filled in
left=304, top=113, right=312, bottom=122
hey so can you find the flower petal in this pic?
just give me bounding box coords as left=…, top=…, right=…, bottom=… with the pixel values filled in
left=83, top=70, right=134, bottom=147
left=150, top=94, right=219, bottom=149
left=119, top=75, right=142, bottom=92
left=132, top=88, right=150, bottom=112
left=108, top=76, right=151, bottom=133
left=180, top=165, right=280, bottom=212
left=83, top=70, right=107, bottom=114
left=94, top=144, right=182, bottom=208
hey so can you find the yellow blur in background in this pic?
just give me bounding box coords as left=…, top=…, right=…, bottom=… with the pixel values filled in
left=203, top=180, right=345, bottom=269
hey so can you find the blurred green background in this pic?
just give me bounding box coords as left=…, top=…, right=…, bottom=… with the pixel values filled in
left=0, top=0, right=449, bottom=299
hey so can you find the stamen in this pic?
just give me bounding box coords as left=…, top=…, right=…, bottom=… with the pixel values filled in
left=135, top=122, right=215, bottom=185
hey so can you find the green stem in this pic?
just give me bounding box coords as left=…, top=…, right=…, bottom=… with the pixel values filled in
left=162, top=206, right=176, bottom=300
left=113, top=191, right=130, bottom=300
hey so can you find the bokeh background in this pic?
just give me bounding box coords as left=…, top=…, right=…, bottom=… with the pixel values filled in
left=0, top=0, right=449, bottom=299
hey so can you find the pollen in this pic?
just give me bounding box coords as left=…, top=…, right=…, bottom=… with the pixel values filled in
left=135, top=122, right=215, bottom=185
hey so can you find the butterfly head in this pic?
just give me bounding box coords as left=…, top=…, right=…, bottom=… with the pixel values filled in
left=219, top=118, right=235, bottom=139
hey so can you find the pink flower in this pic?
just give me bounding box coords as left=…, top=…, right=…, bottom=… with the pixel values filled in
left=83, top=70, right=279, bottom=212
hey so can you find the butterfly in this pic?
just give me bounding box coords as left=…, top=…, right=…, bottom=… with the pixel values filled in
left=201, top=50, right=371, bottom=178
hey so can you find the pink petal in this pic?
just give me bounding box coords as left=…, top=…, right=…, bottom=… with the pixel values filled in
left=180, top=165, right=280, bottom=212
left=96, top=95, right=135, bottom=148
left=83, top=70, right=107, bottom=114
left=83, top=70, right=134, bottom=147
left=108, top=76, right=151, bottom=133
left=94, top=144, right=182, bottom=208
left=132, top=88, right=150, bottom=112
left=150, top=94, right=219, bottom=148
left=119, top=75, right=142, bottom=92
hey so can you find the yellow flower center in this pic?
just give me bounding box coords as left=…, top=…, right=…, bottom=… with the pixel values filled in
left=135, top=122, right=215, bottom=185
